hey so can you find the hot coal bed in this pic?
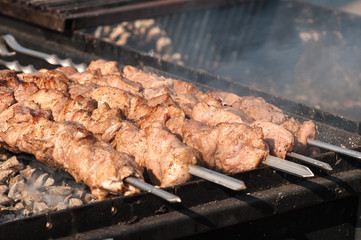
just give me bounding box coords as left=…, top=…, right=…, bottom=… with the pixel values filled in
left=0, top=1, right=361, bottom=240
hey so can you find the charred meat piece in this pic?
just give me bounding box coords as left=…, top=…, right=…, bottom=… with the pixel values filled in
left=18, top=70, right=70, bottom=96
left=0, top=86, right=15, bottom=112
left=172, top=80, right=221, bottom=117
left=122, top=65, right=173, bottom=90
left=251, top=121, right=294, bottom=159
left=113, top=122, right=199, bottom=187
left=208, top=91, right=286, bottom=124
left=166, top=117, right=267, bottom=173
left=0, top=100, right=143, bottom=199
left=192, top=101, right=255, bottom=126
left=66, top=60, right=143, bottom=95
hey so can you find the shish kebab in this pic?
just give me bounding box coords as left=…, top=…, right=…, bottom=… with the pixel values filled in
left=4, top=33, right=360, bottom=162
left=1, top=37, right=340, bottom=172
left=0, top=70, right=246, bottom=192
left=0, top=56, right=320, bottom=177
left=0, top=57, right=316, bottom=178
left=63, top=61, right=315, bottom=177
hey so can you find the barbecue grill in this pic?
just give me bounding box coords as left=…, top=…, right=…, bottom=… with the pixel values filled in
left=0, top=1, right=361, bottom=240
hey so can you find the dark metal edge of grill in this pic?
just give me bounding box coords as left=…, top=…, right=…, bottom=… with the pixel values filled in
left=0, top=13, right=361, bottom=240
left=0, top=0, right=249, bottom=32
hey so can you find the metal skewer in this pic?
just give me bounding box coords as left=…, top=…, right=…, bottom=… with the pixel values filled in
left=0, top=59, right=36, bottom=73
left=307, top=138, right=361, bottom=160
left=2, top=34, right=87, bottom=72
left=124, top=177, right=181, bottom=203
left=263, top=155, right=314, bottom=178
left=188, top=165, right=246, bottom=191
left=287, top=152, right=332, bottom=171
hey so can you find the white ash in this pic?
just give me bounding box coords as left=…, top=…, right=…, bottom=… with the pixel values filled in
left=0, top=152, right=93, bottom=223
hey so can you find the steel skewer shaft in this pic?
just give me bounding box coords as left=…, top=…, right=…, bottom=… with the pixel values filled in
left=263, top=155, right=314, bottom=178
left=2, top=34, right=87, bottom=72
left=0, top=59, right=36, bottom=73
left=307, top=138, right=361, bottom=160
left=124, top=177, right=181, bottom=203
left=188, top=164, right=246, bottom=191
left=287, top=152, right=332, bottom=171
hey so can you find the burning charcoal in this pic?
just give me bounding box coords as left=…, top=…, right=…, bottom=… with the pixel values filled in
left=43, top=176, right=55, bottom=187
left=7, top=179, right=25, bottom=201
left=43, top=194, right=66, bottom=208
left=8, top=174, right=21, bottom=189
left=0, top=195, right=14, bottom=206
left=33, top=173, right=49, bottom=188
left=0, top=185, right=8, bottom=195
left=20, top=166, right=36, bottom=181
left=68, top=198, right=83, bottom=207
left=71, top=185, right=87, bottom=199
left=33, top=202, right=48, bottom=213
left=56, top=202, right=68, bottom=211
left=84, top=193, right=95, bottom=203
left=45, top=186, right=73, bottom=196
left=0, top=156, right=23, bottom=171
left=0, top=169, right=14, bottom=183
left=21, top=188, right=44, bottom=206
left=14, top=202, right=24, bottom=210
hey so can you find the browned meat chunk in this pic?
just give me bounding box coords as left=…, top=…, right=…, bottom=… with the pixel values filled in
left=68, top=62, right=143, bottom=94
left=192, top=101, right=254, bottom=126
left=91, top=86, right=151, bottom=121
left=87, top=59, right=120, bottom=75
left=18, top=70, right=70, bottom=95
left=208, top=91, right=286, bottom=124
left=123, top=65, right=173, bottom=89
left=68, top=82, right=99, bottom=99
left=0, top=101, right=143, bottom=199
left=172, top=80, right=221, bottom=116
left=251, top=121, right=294, bottom=159
left=166, top=117, right=267, bottom=173
left=113, top=123, right=199, bottom=187
left=0, top=86, right=15, bottom=112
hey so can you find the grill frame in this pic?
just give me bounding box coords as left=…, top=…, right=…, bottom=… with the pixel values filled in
left=0, top=0, right=246, bottom=32
left=0, top=11, right=361, bottom=240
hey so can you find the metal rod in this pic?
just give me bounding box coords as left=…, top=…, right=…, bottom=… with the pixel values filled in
left=0, top=59, right=36, bottom=73
left=124, top=177, right=181, bottom=203
left=287, top=152, right=332, bottom=171
left=188, top=164, right=246, bottom=191
left=307, top=138, right=361, bottom=160
left=2, top=34, right=87, bottom=72
left=263, top=155, right=314, bottom=178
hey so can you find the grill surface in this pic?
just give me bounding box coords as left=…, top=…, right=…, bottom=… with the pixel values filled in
left=0, top=3, right=361, bottom=239
left=0, top=0, right=244, bottom=32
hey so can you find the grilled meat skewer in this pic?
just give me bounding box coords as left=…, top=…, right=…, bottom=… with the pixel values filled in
left=58, top=63, right=316, bottom=174
left=0, top=87, right=143, bottom=200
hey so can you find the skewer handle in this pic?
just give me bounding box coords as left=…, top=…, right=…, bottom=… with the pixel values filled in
left=124, top=177, right=181, bottom=203
left=188, top=164, right=246, bottom=191
left=0, top=59, right=36, bottom=73
left=307, top=138, right=361, bottom=160
left=2, top=34, right=87, bottom=72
